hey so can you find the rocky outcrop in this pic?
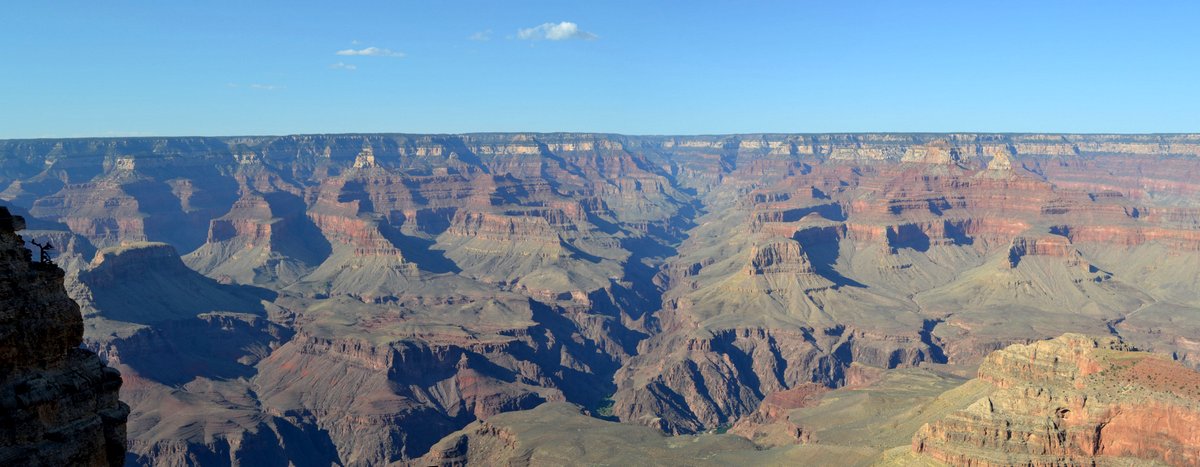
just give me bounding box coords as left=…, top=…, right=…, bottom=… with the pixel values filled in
left=727, top=383, right=827, bottom=447
left=253, top=331, right=555, bottom=464
left=913, top=334, right=1200, bottom=466
left=74, top=241, right=270, bottom=324
left=29, top=181, right=149, bottom=249
left=185, top=188, right=330, bottom=286
left=613, top=325, right=934, bottom=434
left=0, top=207, right=129, bottom=465
left=1007, top=233, right=1086, bottom=268
left=745, top=239, right=813, bottom=275
left=3, top=133, right=1200, bottom=464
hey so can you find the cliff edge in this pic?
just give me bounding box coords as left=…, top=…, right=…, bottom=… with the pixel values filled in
left=913, top=334, right=1200, bottom=466
left=0, top=206, right=129, bottom=466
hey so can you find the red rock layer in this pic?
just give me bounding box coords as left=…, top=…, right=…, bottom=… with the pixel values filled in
left=1, top=133, right=1199, bottom=463
left=728, top=383, right=828, bottom=446
left=913, top=334, right=1200, bottom=466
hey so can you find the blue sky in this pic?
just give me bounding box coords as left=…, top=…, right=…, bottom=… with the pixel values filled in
left=2, top=1, right=1198, bottom=137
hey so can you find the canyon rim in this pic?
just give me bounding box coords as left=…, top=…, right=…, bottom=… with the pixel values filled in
left=4, top=2, right=1200, bottom=465
left=1, top=133, right=1200, bottom=465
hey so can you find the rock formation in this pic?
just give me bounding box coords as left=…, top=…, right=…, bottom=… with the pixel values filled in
left=1, top=133, right=1199, bottom=464
left=913, top=334, right=1200, bottom=466
left=409, top=335, right=1200, bottom=465
left=0, top=206, right=129, bottom=465
left=727, top=383, right=827, bottom=447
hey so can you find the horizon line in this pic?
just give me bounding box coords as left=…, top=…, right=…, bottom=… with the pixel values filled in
left=4, top=131, right=1200, bottom=142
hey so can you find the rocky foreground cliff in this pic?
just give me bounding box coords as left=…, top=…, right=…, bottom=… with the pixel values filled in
left=913, top=334, right=1200, bottom=466
left=1, top=133, right=1199, bottom=464
left=0, top=207, right=128, bottom=465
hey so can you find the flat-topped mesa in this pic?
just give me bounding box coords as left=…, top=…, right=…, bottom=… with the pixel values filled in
left=84, top=242, right=181, bottom=286
left=287, top=329, right=533, bottom=374
left=0, top=207, right=129, bottom=466
left=913, top=334, right=1200, bottom=466
left=1007, top=233, right=1087, bottom=268
left=746, top=239, right=814, bottom=276
left=749, top=200, right=843, bottom=228
left=307, top=212, right=406, bottom=257
left=206, top=194, right=275, bottom=245
left=304, top=174, right=416, bottom=251
left=201, top=188, right=324, bottom=256
left=182, top=185, right=336, bottom=285
left=446, top=210, right=563, bottom=245
left=844, top=220, right=964, bottom=253
left=75, top=240, right=270, bottom=324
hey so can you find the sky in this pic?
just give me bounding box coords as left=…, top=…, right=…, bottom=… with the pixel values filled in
left=2, top=1, right=1199, bottom=138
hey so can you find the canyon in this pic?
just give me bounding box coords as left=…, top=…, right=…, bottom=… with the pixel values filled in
left=1, top=133, right=1199, bottom=465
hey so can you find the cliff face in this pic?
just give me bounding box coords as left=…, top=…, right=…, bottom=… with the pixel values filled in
left=2, top=133, right=1200, bottom=464
left=0, top=207, right=129, bottom=465
left=913, top=334, right=1200, bottom=466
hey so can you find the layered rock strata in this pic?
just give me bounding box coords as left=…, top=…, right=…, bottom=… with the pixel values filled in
left=913, top=334, right=1200, bottom=466
left=0, top=207, right=129, bottom=466
left=1, top=133, right=1199, bottom=463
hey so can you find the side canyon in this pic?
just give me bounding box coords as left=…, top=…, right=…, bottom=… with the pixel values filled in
left=2, top=133, right=1199, bottom=465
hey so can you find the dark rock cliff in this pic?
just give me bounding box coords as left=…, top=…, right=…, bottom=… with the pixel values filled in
left=0, top=206, right=129, bottom=466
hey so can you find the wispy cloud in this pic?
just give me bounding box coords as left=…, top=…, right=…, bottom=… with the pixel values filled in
left=335, top=46, right=405, bottom=57
left=516, top=21, right=597, bottom=41
left=469, top=29, right=493, bottom=41
left=330, top=61, right=357, bottom=71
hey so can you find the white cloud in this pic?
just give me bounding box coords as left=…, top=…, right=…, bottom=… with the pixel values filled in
left=330, top=62, right=357, bottom=71
left=469, top=29, right=492, bottom=41
left=516, top=21, right=597, bottom=41
left=335, top=46, right=405, bottom=57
